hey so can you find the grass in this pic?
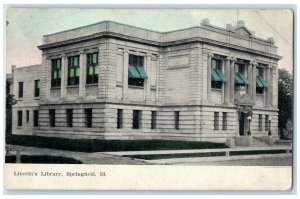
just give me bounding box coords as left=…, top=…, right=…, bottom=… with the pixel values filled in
left=6, top=134, right=228, bottom=153
left=5, top=155, right=82, bottom=164
left=230, top=150, right=288, bottom=156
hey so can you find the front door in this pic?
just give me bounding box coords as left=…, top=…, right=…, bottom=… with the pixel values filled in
left=239, top=112, right=245, bottom=136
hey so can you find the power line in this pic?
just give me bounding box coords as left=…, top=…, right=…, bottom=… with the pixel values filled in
left=253, top=10, right=292, bottom=47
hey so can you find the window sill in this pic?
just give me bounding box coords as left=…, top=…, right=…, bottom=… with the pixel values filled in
left=85, top=83, right=98, bottom=87
left=128, top=85, right=144, bottom=89
left=33, top=97, right=40, bottom=100
left=51, top=87, right=61, bottom=90
left=211, top=88, right=222, bottom=91
left=256, top=93, right=264, bottom=96
left=67, top=85, right=79, bottom=88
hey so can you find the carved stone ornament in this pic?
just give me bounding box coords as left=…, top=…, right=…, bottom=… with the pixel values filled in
left=234, top=93, right=255, bottom=106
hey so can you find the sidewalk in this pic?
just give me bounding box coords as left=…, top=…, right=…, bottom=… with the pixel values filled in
left=6, top=145, right=150, bottom=165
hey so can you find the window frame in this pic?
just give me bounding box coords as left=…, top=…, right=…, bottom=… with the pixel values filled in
left=66, top=109, right=73, bottom=128
left=68, top=55, right=80, bottom=86
left=18, top=82, right=23, bottom=98
left=17, top=110, right=22, bottom=127
left=33, top=110, right=39, bottom=127
left=86, top=52, right=99, bottom=84
left=211, top=58, right=224, bottom=89
left=132, top=110, right=141, bottom=129
left=128, top=54, right=145, bottom=87
left=49, top=109, right=56, bottom=127
left=214, top=112, right=219, bottom=130
left=258, top=114, right=263, bottom=131
left=151, top=111, right=157, bottom=129
left=175, top=111, right=180, bottom=130
left=222, top=112, right=227, bottom=130
left=256, top=66, right=265, bottom=94
left=117, top=109, right=123, bottom=129
left=85, top=108, right=93, bottom=128
left=265, top=115, right=269, bottom=131
left=34, top=79, right=40, bottom=97
left=51, top=58, right=62, bottom=88
left=26, top=110, right=29, bottom=123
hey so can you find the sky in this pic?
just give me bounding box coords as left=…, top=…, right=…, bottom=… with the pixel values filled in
left=5, top=8, right=293, bottom=73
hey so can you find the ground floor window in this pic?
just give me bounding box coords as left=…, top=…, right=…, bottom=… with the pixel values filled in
left=175, top=111, right=180, bottom=130
left=222, top=112, right=227, bottom=130
left=214, top=112, right=219, bottom=130
left=49, top=109, right=55, bottom=127
left=17, top=110, right=22, bottom=127
left=26, top=110, right=29, bottom=123
left=132, top=110, right=141, bottom=129
left=265, top=115, right=269, bottom=131
left=66, top=109, right=73, bottom=127
left=34, top=110, right=39, bottom=127
left=151, top=111, right=157, bottom=129
left=85, top=109, right=92, bottom=128
left=258, top=114, right=263, bottom=131
left=117, top=109, right=123, bottom=129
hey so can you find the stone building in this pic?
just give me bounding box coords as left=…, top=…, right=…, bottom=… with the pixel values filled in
left=11, top=19, right=281, bottom=143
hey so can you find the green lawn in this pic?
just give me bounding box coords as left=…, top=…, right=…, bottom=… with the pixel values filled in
left=6, top=135, right=228, bottom=153
left=5, top=155, right=82, bottom=164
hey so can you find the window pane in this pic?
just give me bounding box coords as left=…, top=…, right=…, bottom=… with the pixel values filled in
left=92, top=53, right=97, bottom=64
left=75, top=67, right=80, bottom=77
left=70, top=69, right=74, bottom=77
left=54, top=71, right=57, bottom=79
left=88, top=66, right=94, bottom=75
left=94, top=65, right=99, bottom=74
left=212, top=59, right=217, bottom=69
left=57, top=59, right=61, bottom=68
left=73, top=57, right=78, bottom=66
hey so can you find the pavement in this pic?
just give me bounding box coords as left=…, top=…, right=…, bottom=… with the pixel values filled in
left=5, top=144, right=293, bottom=166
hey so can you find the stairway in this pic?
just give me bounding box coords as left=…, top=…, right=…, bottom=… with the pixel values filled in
left=252, top=136, right=273, bottom=147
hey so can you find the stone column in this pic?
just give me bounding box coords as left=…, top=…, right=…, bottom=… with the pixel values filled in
left=46, top=58, right=51, bottom=100
left=79, top=51, right=86, bottom=98
left=230, top=57, right=236, bottom=103
left=144, top=54, right=151, bottom=101
left=122, top=50, right=129, bottom=100
left=61, top=54, right=67, bottom=98
left=247, top=62, right=253, bottom=98
left=265, top=65, right=272, bottom=107
left=269, top=65, right=274, bottom=107
left=224, top=57, right=231, bottom=103
left=207, top=53, right=213, bottom=100
left=252, top=63, right=257, bottom=103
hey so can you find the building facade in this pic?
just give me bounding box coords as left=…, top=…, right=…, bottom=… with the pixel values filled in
left=12, top=19, right=281, bottom=143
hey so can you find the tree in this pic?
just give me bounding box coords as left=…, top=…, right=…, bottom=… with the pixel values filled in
left=6, top=78, right=16, bottom=136
left=278, top=69, right=293, bottom=139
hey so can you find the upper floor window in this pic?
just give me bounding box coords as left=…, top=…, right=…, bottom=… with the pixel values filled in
left=18, top=82, right=23, bottom=98
left=86, top=53, right=99, bottom=84
left=34, top=80, right=40, bottom=97
left=256, top=66, right=268, bottom=94
left=211, top=58, right=227, bottom=89
left=128, top=54, right=148, bottom=87
left=68, top=56, right=80, bottom=86
left=234, top=61, right=250, bottom=89
left=51, top=58, right=61, bottom=88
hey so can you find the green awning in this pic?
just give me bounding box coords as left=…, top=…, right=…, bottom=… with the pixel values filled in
left=128, top=66, right=141, bottom=78
left=234, top=73, right=244, bottom=84
left=256, top=77, right=264, bottom=88
left=136, top=67, right=148, bottom=79
left=215, top=69, right=227, bottom=82
left=236, top=73, right=250, bottom=85
left=257, top=76, right=268, bottom=88
left=212, top=70, right=222, bottom=82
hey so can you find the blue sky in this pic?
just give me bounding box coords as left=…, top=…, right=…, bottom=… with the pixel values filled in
left=6, top=8, right=293, bottom=73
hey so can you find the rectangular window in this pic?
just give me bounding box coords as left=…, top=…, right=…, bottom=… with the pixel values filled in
left=256, top=66, right=268, bottom=94
left=26, top=110, right=29, bottom=123
left=214, top=112, right=219, bottom=130
left=132, top=110, right=141, bottom=129
left=222, top=112, right=227, bottom=130
left=34, top=79, right=40, bottom=97
left=18, top=82, right=23, bottom=98
left=85, top=109, right=92, bottom=128
left=258, top=114, right=263, bottom=131
left=86, top=53, right=99, bottom=84
left=17, top=110, right=22, bottom=127
left=51, top=58, right=62, bottom=87
left=265, top=115, right=269, bottom=131
left=66, top=109, right=73, bottom=127
left=49, top=109, right=55, bottom=127
left=151, top=111, right=157, bottom=129
left=117, top=109, right=123, bottom=129
left=68, top=56, right=80, bottom=85
left=234, top=60, right=250, bottom=89
left=175, top=111, right=180, bottom=130
left=34, top=110, right=39, bottom=127
left=128, top=54, right=146, bottom=87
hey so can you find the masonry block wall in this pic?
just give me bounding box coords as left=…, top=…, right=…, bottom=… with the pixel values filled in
left=11, top=20, right=282, bottom=143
